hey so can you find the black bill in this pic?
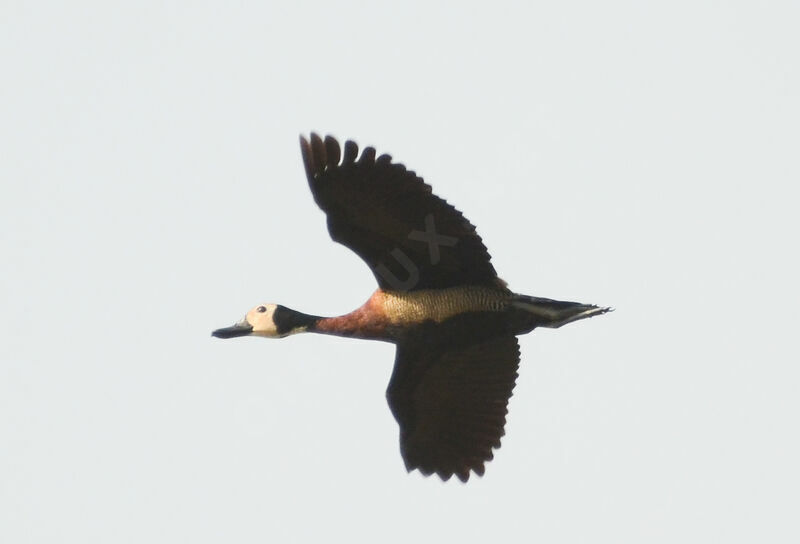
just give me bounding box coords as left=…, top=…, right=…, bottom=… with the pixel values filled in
left=211, top=322, right=253, bottom=338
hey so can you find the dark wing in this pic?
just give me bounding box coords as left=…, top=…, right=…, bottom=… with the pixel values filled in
left=386, top=326, right=520, bottom=482
left=300, top=133, right=502, bottom=291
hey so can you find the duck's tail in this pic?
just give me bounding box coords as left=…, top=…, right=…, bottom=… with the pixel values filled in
left=511, top=295, right=612, bottom=329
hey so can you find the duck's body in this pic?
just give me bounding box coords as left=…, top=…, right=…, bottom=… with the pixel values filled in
left=317, top=286, right=509, bottom=339
left=213, top=134, right=610, bottom=482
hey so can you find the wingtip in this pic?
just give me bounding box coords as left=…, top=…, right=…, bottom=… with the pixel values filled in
left=299, top=132, right=325, bottom=148
left=406, top=463, right=487, bottom=483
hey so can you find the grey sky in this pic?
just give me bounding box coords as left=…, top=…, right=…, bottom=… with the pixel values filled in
left=2, top=2, right=798, bottom=542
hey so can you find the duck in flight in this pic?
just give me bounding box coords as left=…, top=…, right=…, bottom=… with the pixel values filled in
left=213, top=134, right=610, bottom=482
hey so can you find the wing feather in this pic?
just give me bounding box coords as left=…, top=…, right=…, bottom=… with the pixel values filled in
left=386, top=328, right=520, bottom=482
left=300, top=133, right=503, bottom=291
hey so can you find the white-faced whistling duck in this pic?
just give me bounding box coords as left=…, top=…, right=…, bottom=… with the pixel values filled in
left=213, top=134, right=610, bottom=482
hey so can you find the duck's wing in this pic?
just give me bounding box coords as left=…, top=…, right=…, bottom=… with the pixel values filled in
left=300, top=134, right=503, bottom=291
left=385, top=322, right=520, bottom=482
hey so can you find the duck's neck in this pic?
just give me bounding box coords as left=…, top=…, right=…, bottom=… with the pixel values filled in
left=300, top=292, right=391, bottom=341
left=272, top=305, right=322, bottom=336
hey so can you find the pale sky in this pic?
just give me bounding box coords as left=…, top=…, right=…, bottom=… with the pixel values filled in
left=2, top=2, right=798, bottom=543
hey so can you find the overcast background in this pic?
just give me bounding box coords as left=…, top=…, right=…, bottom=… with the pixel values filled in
left=2, top=2, right=798, bottom=543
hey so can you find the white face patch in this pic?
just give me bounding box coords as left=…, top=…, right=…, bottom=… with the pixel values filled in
left=245, top=303, right=280, bottom=337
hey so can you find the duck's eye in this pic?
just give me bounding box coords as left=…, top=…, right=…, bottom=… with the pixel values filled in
left=257, top=305, right=267, bottom=313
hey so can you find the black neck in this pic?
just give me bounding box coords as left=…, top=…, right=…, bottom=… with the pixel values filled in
left=273, top=305, right=321, bottom=335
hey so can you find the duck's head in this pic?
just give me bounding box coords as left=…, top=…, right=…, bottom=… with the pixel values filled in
left=212, top=303, right=314, bottom=339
